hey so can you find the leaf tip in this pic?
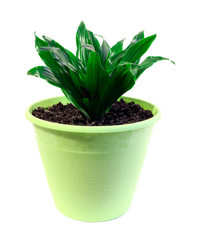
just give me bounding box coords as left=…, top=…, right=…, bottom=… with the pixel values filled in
left=34, top=31, right=39, bottom=39
left=79, top=21, right=86, bottom=28
left=27, top=69, right=32, bottom=76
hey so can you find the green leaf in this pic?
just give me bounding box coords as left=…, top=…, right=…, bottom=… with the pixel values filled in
left=42, top=35, right=85, bottom=72
left=28, top=65, right=88, bottom=118
left=79, top=71, right=86, bottom=84
left=110, top=64, right=136, bottom=91
left=37, top=46, right=69, bottom=78
left=40, top=46, right=78, bottom=73
left=105, top=50, right=126, bottom=72
left=82, top=44, right=96, bottom=52
left=100, top=39, right=110, bottom=66
left=35, top=33, right=48, bottom=52
left=66, top=49, right=86, bottom=73
left=86, top=51, right=110, bottom=99
left=105, top=64, right=136, bottom=108
left=27, top=66, right=85, bottom=113
left=43, top=35, right=66, bottom=53
left=39, top=46, right=86, bottom=91
left=61, top=89, right=90, bottom=119
left=122, top=34, right=157, bottom=63
left=110, top=61, right=138, bottom=71
left=108, top=39, right=125, bottom=58
left=76, top=21, right=91, bottom=67
left=136, top=56, right=175, bottom=79
left=133, top=30, right=144, bottom=42
left=126, top=31, right=145, bottom=64
left=37, top=47, right=84, bottom=99
left=126, top=30, right=144, bottom=49
left=27, top=66, right=66, bottom=88
left=88, top=30, right=101, bottom=54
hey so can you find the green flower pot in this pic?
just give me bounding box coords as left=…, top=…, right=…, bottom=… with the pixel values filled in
left=26, top=96, right=161, bottom=222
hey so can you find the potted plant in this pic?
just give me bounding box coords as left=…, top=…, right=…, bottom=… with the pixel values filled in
left=26, top=21, right=174, bottom=222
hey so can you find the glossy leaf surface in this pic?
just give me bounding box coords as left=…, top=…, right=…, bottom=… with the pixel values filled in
left=136, top=56, right=175, bottom=79
left=122, top=35, right=157, bottom=63
left=100, top=39, right=110, bottom=66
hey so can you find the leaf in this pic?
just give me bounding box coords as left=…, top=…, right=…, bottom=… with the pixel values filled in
left=135, top=56, right=175, bottom=79
left=88, top=30, right=101, bottom=54
left=126, top=31, right=145, bottom=64
left=122, top=34, right=157, bottom=63
left=27, top=66, right=66, bottom=88
left=79, top=71, right=86, bottom=84
left=66, top=49, right=86, bottom=73
left=110, top=61, right=138, bottom=72
left=35, top=33, right=48, bottom=52
left=100, top=39, right=110, bottom=66
left=105, top=50, right=126, bottom=72
left=108, top=39, right=125, bottom=58
left=110, top=64, right=136, bottom=91
left=105, top=64, right=136, bottom=108
left=62, top=89, right=90, bottom=119
left=82, top=44, right=96, bottom=52
left=76, top=21, right=91, bottom=67
left=86, top=51, right=110, bottom=99
left=105, top=32, right=145, bottom=72
left=37, top=47, right=83, bottom=99
left=27, top=66, right=89, bottom=118
left=40, top=46, right=78, bottom=73
left=27, top=66, right=84, bottom=112
left=37, top=46, right=69, bottom=78
left=39, top=47, right=86, bottom=92
left=132, top=30, right=145, bottom=42
left=40, top=36, right=87, bottom=91
left=42, top=35, right=84, bottom=72
left=43, top=35, right=66, bottom=53
left=126, top=30, right=144, bottom=49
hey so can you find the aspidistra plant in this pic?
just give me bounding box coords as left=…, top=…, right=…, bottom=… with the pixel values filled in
left=28, top=21, right=174, bottom=120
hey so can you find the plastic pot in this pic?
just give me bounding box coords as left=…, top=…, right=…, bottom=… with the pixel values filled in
left=26, top=96, right=161, bottom=222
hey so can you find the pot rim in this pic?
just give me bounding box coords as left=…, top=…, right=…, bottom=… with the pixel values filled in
left=25, top=96, right=161, bottom=133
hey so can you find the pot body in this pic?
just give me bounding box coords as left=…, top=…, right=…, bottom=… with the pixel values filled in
left=26, top=96, right=160, bottom=222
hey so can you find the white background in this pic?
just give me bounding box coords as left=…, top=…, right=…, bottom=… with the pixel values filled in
left=0, top=0, right=200, bottom=239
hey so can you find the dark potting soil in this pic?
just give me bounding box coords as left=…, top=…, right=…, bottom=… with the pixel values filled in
left=32, top=99, right=153, bottom=126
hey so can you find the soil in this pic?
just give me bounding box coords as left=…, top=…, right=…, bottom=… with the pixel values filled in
left=32, top=98, right=153, bottom=126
